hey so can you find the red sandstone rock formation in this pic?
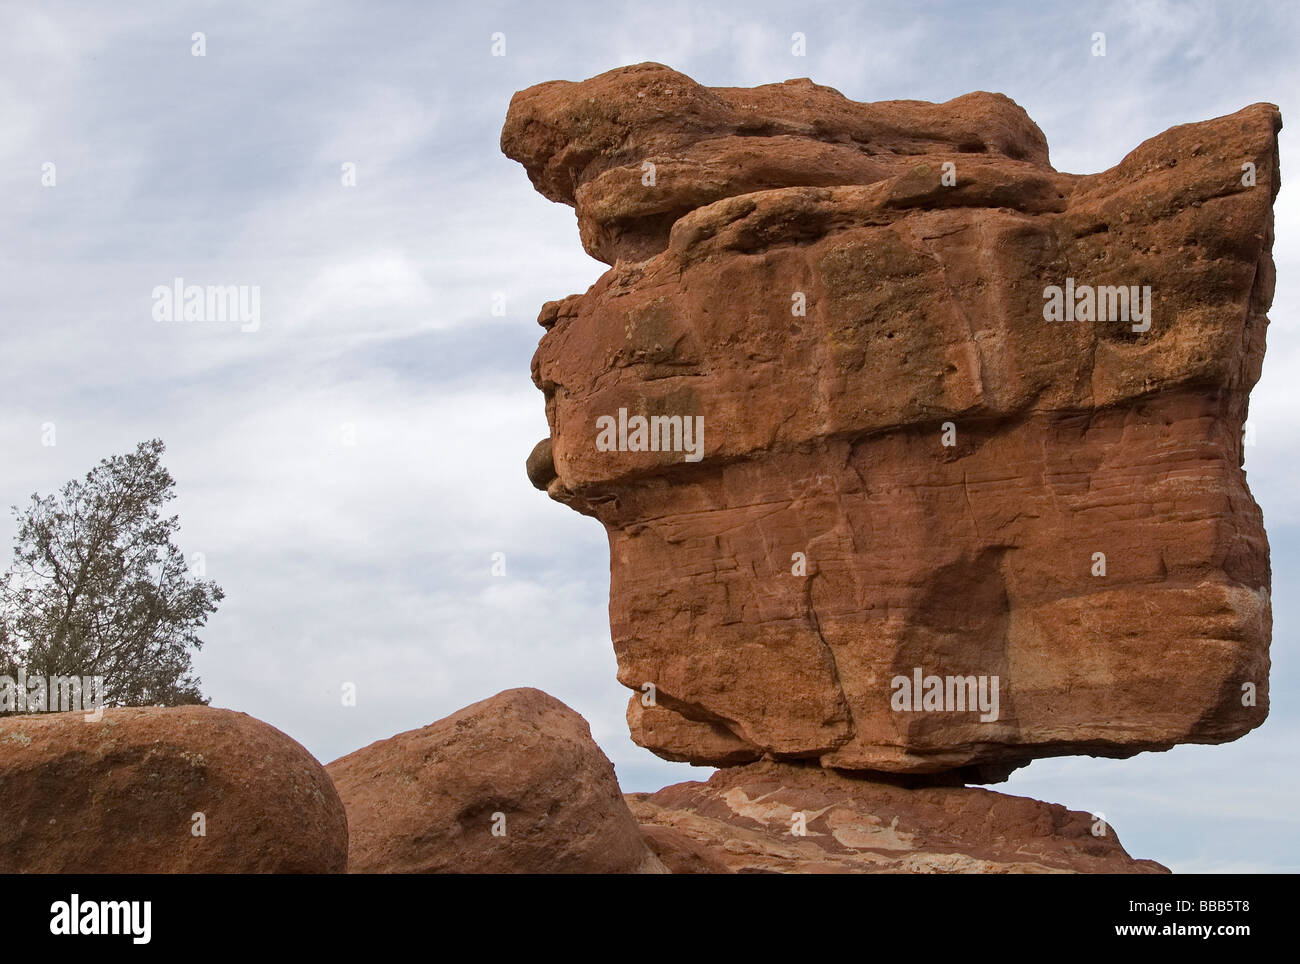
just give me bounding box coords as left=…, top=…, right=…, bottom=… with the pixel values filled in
left=0, top=706, right=347, bottom=873
left=503, top=63, right=1278, bottom=777
left=327, top=688, right=666, bottom=873
left=629, top=761, right=1168, bottom=873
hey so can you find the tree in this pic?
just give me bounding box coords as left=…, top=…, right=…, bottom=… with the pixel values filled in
left=0, top=439, right=223, bottom=707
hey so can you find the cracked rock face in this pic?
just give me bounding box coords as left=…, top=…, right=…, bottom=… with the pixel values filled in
left=502, top=63, right=1278, bottom=777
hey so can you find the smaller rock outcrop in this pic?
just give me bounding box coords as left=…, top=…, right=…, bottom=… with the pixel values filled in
left=327, top=687, right=666, bottom=873
left=628, top=761, right=1169, bottom=873
left=0, top=706, right=348, bottom=873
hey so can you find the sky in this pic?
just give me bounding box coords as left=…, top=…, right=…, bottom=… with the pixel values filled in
left=1, top=0, right=1296, bottom=872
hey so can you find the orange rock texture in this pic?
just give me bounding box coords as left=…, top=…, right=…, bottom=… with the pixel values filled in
left=327, top=688, right=666, bottom=873
left=0, top=706, right=348, bottom=873
left=629, top=761, right=1169, bottom=873
left=503, top=63, right=1279, bottom=776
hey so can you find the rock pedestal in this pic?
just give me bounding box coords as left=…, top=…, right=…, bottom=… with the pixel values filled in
left=630, top=761, right=1168, bottom=874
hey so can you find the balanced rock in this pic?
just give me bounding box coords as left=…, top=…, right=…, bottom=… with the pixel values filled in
left=503, top=63, right=1278, bottom=776
left=326, top=687, right=665, bottom=873
left=629, top=761, right=1168, bottom=873
left=0, top=706, right=347, bottom=873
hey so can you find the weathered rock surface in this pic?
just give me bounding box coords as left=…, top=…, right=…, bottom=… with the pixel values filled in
left=503, top=63, right=1278, bottom=775
left=629, top=761, right=1168, bottom=873
left=0, top=706, right=347, bottom=873
left=326, top=687, right=665, bottom=873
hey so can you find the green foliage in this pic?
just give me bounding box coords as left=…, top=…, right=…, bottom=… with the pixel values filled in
left=0, top=439, right=223, bottom=707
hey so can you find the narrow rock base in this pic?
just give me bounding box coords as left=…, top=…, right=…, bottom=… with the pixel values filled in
left=629, top=761, right=1168, bottom=874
